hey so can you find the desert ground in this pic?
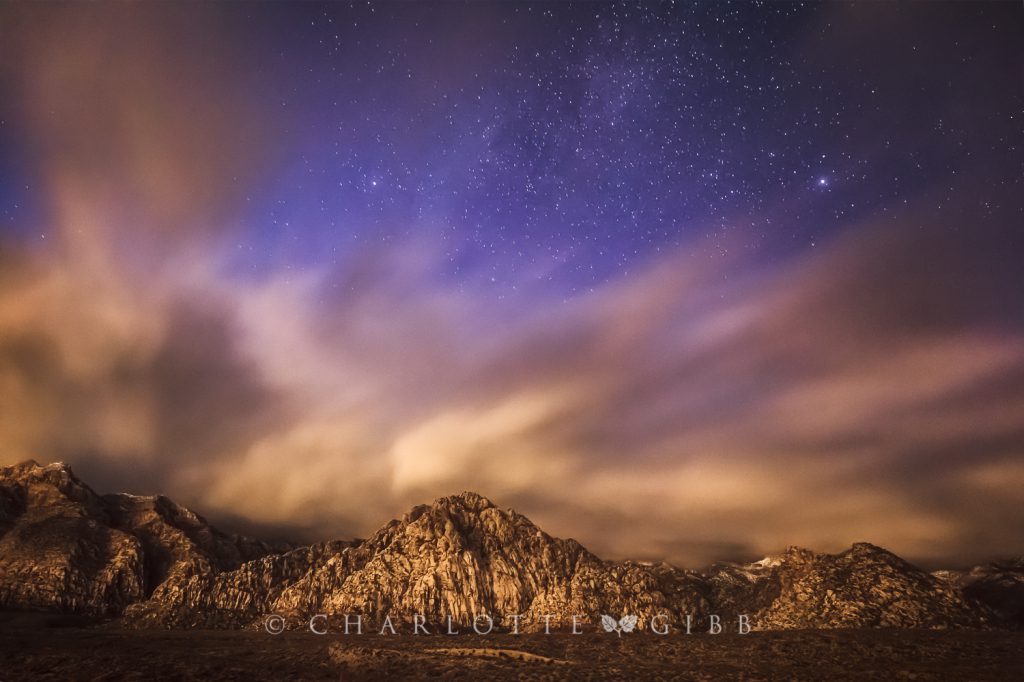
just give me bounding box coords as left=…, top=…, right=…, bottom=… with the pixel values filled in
left=0, top=612, right=1021, bottom=681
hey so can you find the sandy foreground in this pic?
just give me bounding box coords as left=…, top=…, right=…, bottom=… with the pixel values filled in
left=0, top=612, right=1021, bottom=681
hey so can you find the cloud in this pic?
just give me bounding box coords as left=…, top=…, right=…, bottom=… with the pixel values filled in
left=0, top=2, right=280, bottom=239
left=155, top=219, right=1024, bottom=568
left=1, top=4, right=1022, bottom=570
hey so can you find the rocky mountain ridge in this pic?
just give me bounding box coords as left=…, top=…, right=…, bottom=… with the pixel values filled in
left=1, top=460, right=1020, bottom=630
left=0, top=460, right=282, bottom=615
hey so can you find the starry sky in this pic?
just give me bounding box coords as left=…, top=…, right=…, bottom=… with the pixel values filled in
left=0, top=2, right=1022, bottom=568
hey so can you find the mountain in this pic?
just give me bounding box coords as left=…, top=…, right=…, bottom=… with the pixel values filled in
left=935, top=559, right=1024, bottom=628
left=123, top=491, right=712, bottom=630
left=0, top=461, right=1018, bottom=630
left=0, top=460, right=281, bottom=615
left=710, top=545, right=981, bottom=629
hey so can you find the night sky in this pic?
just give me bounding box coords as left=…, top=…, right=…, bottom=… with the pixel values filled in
left=0, top=2, right=1022, bottom=568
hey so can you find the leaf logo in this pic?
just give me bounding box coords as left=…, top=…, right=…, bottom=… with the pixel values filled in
left=601, top=614, right=638, bottom=637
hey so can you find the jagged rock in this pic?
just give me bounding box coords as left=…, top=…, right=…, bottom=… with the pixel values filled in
left=127, top=492, right=712, bottom=631
left=0, top=460, right=280, bottom=616
left=278, top=493, right=711, bottom=631
left=103, top=491, right=282, bottom=596
left=0, top=461, right=1016, bottom=631
left=710, top=544, right=985, bottom=629
left=938, top=559, right=1024, bottom=628
left=122, top=541, right=355, bottom=628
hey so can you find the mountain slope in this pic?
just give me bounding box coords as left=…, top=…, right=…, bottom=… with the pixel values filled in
left=936, top=559, right=1024, bottom=628
left=0, top=460, right=280, bottom=615
left=126, top=492, right=713, bottom=630
left=709, top=544, right=982, bottom=629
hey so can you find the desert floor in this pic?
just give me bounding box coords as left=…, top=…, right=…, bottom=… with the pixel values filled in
left=0, top=612, right=1021, bottom=681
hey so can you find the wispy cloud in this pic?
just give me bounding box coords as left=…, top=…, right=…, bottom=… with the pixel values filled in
left=1, top=3, right=1021, bottom=569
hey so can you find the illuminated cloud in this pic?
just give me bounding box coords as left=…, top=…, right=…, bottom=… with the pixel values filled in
left=0, top=3, right=1021, bottom=569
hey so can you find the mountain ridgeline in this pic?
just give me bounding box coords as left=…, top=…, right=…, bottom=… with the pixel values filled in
left=0, top=461, right=1020, bottom=631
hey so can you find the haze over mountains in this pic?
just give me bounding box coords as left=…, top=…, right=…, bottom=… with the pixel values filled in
left=1, top=460, right=1021, bottom=631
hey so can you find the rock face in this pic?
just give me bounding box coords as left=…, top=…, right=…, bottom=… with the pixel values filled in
left=125, top=492, right=711, bottom=631
left=1, top=461, right=1018, bottom=630
left=937, top=559, right=1024, bottom=628
left=709, top=545, right=983, bottom=629
left=0, top=460, right=280, bottom=616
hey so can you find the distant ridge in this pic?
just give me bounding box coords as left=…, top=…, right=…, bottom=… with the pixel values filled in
left=1, top=461, right=1020, bottom=630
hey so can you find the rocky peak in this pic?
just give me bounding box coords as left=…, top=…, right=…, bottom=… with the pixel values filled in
left=781, top=545, right=817, bottom=563
left=737, top=543, right=984, bottom=629
left=0, top=460, right=281, bottom=614
left=398, top=492, right=500, bottom=530
left=379, top=491, right=537, bottom=559
left=0, top=459, right=109, bottom=525
left=432, top=491, right=497, bottom=512
left=846, top=541, right=902, bottom=559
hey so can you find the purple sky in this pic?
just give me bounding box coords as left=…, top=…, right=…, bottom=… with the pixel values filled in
left=0, top=2, right=1022, bottom=568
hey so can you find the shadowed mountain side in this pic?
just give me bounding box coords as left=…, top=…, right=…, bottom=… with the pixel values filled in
left=0, top=460, right=283, bottom=614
